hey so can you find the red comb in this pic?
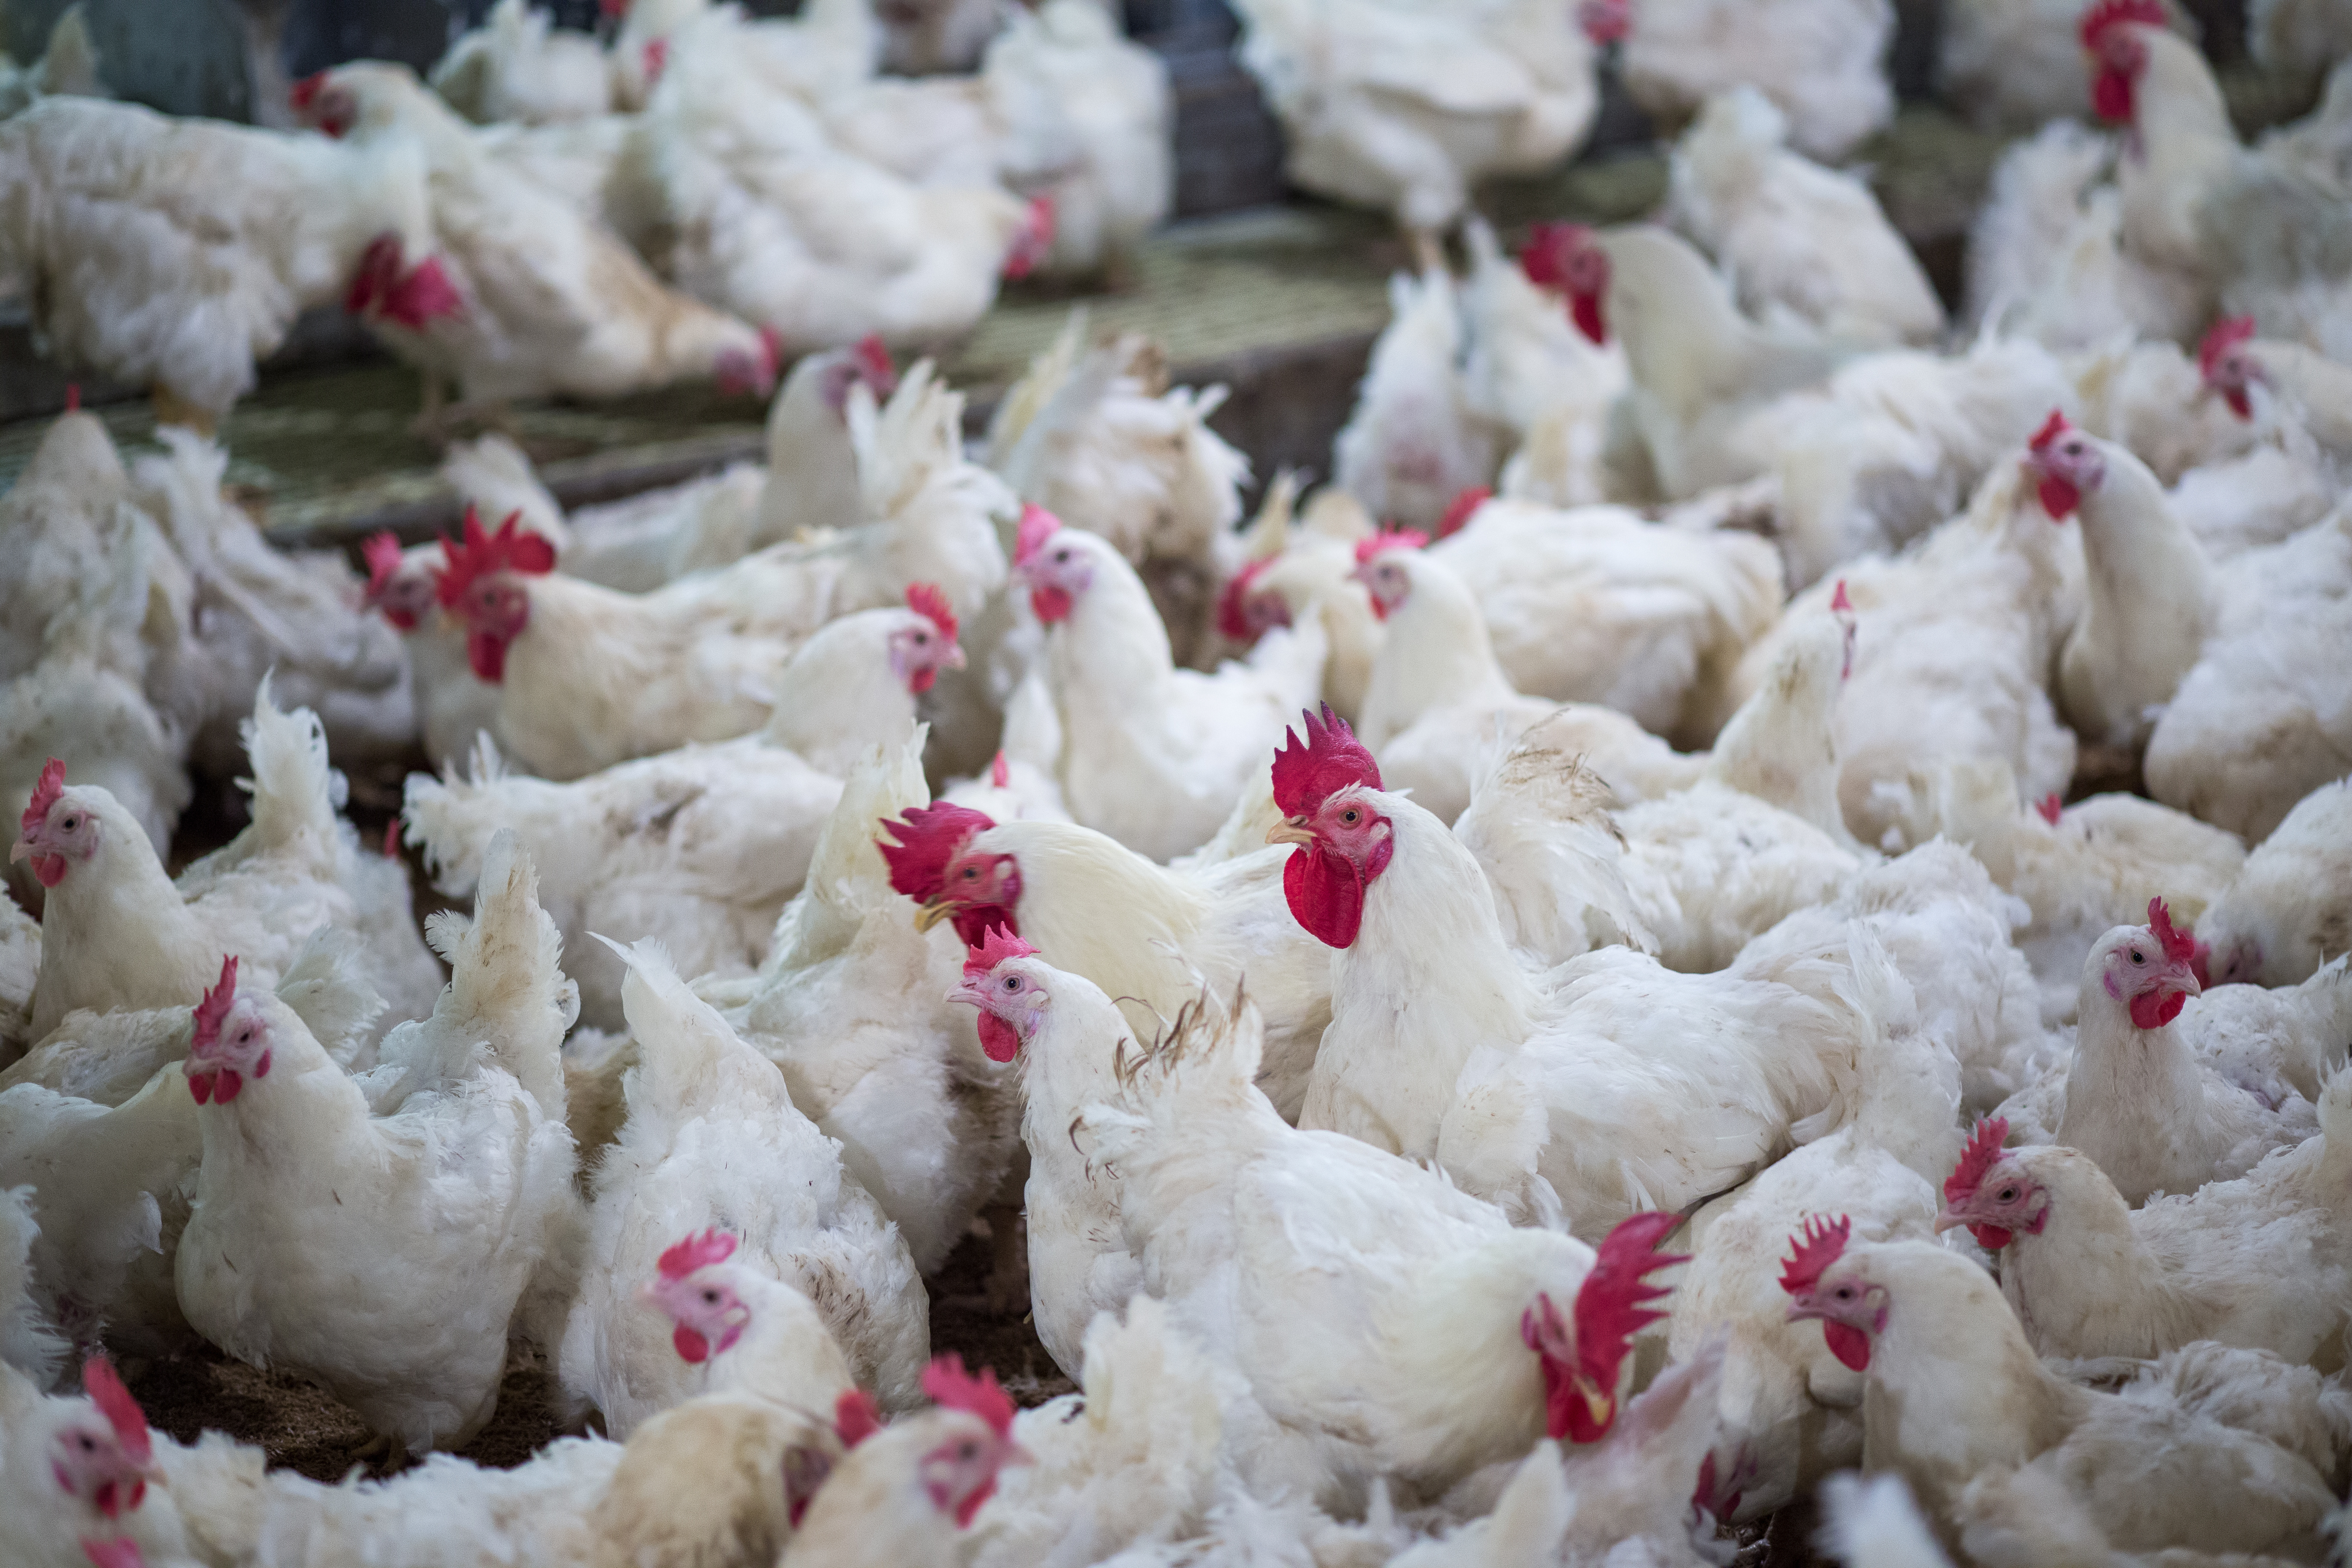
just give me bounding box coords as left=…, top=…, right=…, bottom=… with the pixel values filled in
left=1352, top=527, right=1429, bottom=568
left=1830, top=580, right=1852, bottom=615
left=1014, top=504, right=1060, bottom=567
left=657, top=1229, right=738, bottom=1282
left=1434, top=486, right=1491, bottom=541
left=433, top=506, right=554, bottom=609
left=64, top=384, right=80, bottom=413
left=600, top=0, right=628, bottom=15
left=920, top=1354, right=1014, bottom=1437
left=2197, top=316, right=2257, bottom=379
left=2080, top=0, right=2167, bottom=47
left=1944, top=1118, right=2009, bottom=1205
left=289, top=71, right=326, bottom=111
left=2028, top=410, right=2071, bottom=453
left=1519, top=222, right=1591, bottom=291
left=2036, top=793, right=2064, bottom=825
left=2147, top=897, right=2196, bottom=965
left=989, top=752, right=1010, bottom=789
left=1271, top=705, right=1382, bottom=818
left=1216, top=557, right=1278, bottom=643
left=963, top=924, right=1037, bottom=978
left=853, top=334, right=897, bottom=395
left=876, top=802, right=994, bottom=901
left=835, top=1388, right=883, bottom=1448
left=82, top=1358, right=151, bottom=1465
left=21, top=757, right=66, bottom=838
left=361, top=532, right=407, bottom=599
left=1572, top=1210, right=1685, bottom=1381
left=905, top=582, right=958, bottom=647
left=81, top=1543, right=143, bottom=1568
left=1777, top=1214, right=1851, bottom=1295
left=191, top=956, right=238, bottom=1052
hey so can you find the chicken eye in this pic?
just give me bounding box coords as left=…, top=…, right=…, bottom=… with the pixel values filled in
left=2129, top=949, right=2145, bottom=965
left=61, top=815, right=78, bottom=830
left=1996, top=1186, right=2017, bottom=1203
left=1054, top=549, right=1070, bottom=563
left=1340, top=808, right=1360, bottom=825
left=960, top=866, right=979, bottom=881
left=702, top=1289, right=720, bottom=1304
left=958, top=1441, right=978, bottom=1459
left=1003, top=976, right=1021, bottom=992
left=78, top=1435, right=95, bottom=1451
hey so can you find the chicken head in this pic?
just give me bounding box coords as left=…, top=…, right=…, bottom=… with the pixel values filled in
left=10, top=758, right=89, bottom=888
left=914, top=1356, right=1026, bottom=1525
left=185, top=956, right=266, bottom=1105
left=1522, top=1211, right=1687, bottom=1443
left=1520, top=223, right=1611, bottom=345
left=1216, top=557, right=1293, bottom=646
left=1010, top=505, right=1091, bottom=624
left=1349, top=529, right=1430, bottom=621
left=54, top=1359, right=158, bottom=1521
left=715, top=326, right=784, bottom=400
left=947, top=926, right=1044, bottom=1063
left=640, top=1229, right=753, bottom=1364
left=1779, top=1215, right=1879, bottom=1371
left=2198, top=316, right=2264, bottom=421
left=891, top=583, right=967, bottom=695
left=361, top=532, right=438, bottom=633
left=2082, top=0, right=2167, bottom=124
left=433, top=504, right=556, bottom=682
left=2088, top=898, right=2203, bottom=1030
left=2019, top=410, right=2104, bottom=520
left=879, top=802, right=1011, bottom=946
left=1266, top=705, right=1391, bottom=947
left=1002, top=195, right=1057, bottom=282
left=1934, top=1117, right=2044, bottom=1250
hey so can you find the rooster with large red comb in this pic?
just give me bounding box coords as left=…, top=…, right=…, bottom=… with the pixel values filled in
left=1078, top=977, right=1691, bottom=1509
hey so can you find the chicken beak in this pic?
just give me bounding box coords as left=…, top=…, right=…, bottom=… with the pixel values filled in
left=2162, top=967, right=2202, bottom=1001
left=1265, top=818, right=1315, bottom=847
left=6, top=839, right=30, bottom=864
left=1932, top=1210, right=1968, bottom=1234
left=943, top=643, right=968, bottom=671
left=913, top=897, right=957, bottom=933
left=1578, top=1381, right=1614, bottom=1430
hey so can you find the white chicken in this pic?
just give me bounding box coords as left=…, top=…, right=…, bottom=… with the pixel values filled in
left=1332, top=269, right=1509, bottom=534
left=1620, top=0, right=1894, bottom=162
left=1066, top=983, right=1692, bottom=1510
left=297, top=62, right=779, bottom=417
left=172, top=829, right=576, bottom=1456
left=12, top=687, right=438, bottom=1048
left=616, top=3, right=1047, bottom=355
left=556, top=938, right=926, bottom=1428
left=1427, top=490, right=1785, bottom=747
left=1997, top=901, right=2318, bottom=1204
left=429, top=0, right=615, bottom=126
left=1279, top=708, right=1898, bottom=1235
left=2198, top=778, right=2352, bottom=986
left=1349, top=534, right=1705, bottom=821
left=1227, top=0, right=1605, bottom=269
left=1939, top=1086, right=2352, bottom=1366
left=1008, top=508, right=1326, bottom=862
left=2144, top=502, right=2352, bottom=843
left=1779, top=1225, right=2344, bottom=1559
left=1666, top=87, right=1942, bottom=348
left=0, top=929, right=383, bottom=1357
left=402, top=588, right=965, bottom=1029
left=0, top=95, right=438, bottom=431
left=695, top=732, right=1021, bottom=1278
left=1461, top=219, right=1629, bottom=510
